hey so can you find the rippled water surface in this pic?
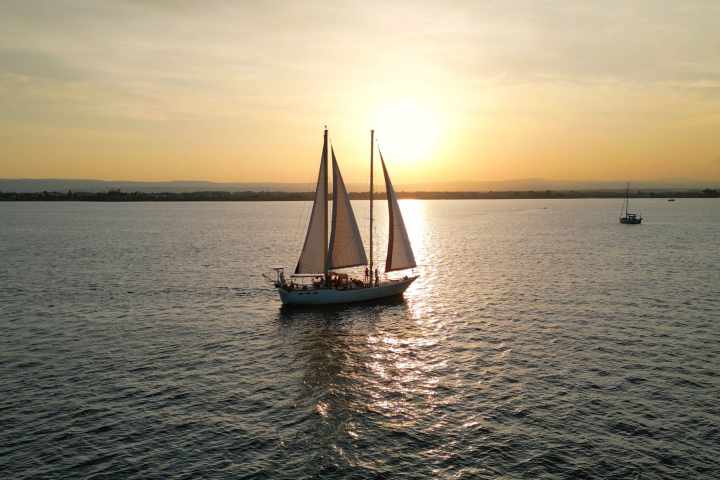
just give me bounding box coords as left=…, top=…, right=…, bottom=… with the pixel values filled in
left=1, top=199, right=719, bottom=479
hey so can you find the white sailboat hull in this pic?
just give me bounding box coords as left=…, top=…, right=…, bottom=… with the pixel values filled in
left=278, top=276, right=417, bottom=306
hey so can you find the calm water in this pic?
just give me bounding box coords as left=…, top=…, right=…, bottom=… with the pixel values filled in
left=1, top=199, right=719, bottom=479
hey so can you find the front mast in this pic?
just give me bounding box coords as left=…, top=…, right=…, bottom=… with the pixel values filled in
left=323, top=128, right=330, bottom=287
left=369, top=129, right=374, bottom=286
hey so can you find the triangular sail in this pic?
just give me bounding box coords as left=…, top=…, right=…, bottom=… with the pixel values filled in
left=327, top=148, right=368, bottom=269
left=295, top=136, right=328, bottom=274
left=381, top=150, right=416, bottom=272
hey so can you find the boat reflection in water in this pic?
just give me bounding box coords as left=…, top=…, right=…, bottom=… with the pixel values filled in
left=275, top=293, right=454, bottom=477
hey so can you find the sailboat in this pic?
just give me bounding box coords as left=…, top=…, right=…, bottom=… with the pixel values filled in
left=619, top=183, right=642, bottom=224
left=270, top=128, right=418, bottom=305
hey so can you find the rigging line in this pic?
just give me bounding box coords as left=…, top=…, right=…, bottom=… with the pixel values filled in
left=375, top=141, right=387, bottom=194
left=293, top=138, right=320, bottom=258
left=327, top=134, right=335, bottom=194
left=368, top=138, right=380, bottom=256
left=373, top=140, right=386, bottom=267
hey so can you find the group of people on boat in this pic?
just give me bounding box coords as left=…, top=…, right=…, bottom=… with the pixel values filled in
left=365, top=267, right=380, bottom=287
left=276, top=266, right=382, bottom=292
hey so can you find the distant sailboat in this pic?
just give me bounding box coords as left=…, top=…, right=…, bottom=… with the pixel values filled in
left=270, top=128, right=418, bottom=305
left=619, top=183, right=642, bottom=224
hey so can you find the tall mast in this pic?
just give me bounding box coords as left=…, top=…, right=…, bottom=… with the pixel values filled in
left=625, top=182, right=630, bottom=216
left=323, top=128, right=329, bottom=286
left=369, top=129, right=374, bottom=282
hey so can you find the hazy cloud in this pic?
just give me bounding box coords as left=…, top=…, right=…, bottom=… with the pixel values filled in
left=1, top=0, right=719, bottom=181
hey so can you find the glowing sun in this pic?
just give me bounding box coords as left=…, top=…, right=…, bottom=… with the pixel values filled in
left=373, top=99, right=441, bottom=165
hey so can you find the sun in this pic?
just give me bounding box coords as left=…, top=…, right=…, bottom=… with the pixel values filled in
left=373, top=99, right=441, bottom=166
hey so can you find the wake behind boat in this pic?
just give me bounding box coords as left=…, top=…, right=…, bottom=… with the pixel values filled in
left=269, top=129, right=418, bottom=305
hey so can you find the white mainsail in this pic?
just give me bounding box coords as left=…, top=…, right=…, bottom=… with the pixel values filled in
left=327, top=148, right=368, bottom=269
left=380, top=150, right=416, bottom=272
left=295, top=135, right=328, bottom=274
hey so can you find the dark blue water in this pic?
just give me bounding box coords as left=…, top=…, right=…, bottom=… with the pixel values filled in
left=1, top=199, right=719, bottom=479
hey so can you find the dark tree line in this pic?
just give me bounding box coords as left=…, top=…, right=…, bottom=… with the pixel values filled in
left=0, top=189, right=717, bottom=201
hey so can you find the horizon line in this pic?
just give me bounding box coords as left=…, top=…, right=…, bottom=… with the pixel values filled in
left=2, top=177, right=720, bottom=185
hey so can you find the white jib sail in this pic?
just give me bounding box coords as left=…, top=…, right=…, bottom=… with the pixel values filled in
left=381, top=151, right=416, bottom=272
left=295, top=138, right=328, bottom=274
left=327, top=148, right=368, bottom=269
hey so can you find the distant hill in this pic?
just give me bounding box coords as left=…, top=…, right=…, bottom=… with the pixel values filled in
left=0, top=179, right=315, bottom=193
left=0, top=178, right=717, bottom=194
left=400, top=178, right=719, bottom=192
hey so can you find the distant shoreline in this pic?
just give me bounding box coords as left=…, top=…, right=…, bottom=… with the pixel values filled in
left=1, top=189, right=718, bottom=201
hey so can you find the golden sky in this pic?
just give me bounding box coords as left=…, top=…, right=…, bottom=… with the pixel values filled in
left=2, top=1, right=719, bottom=185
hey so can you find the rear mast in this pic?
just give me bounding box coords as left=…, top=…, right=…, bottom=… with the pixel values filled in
left=323, top=127, right=330, bottom=287
left=625, top=182, right=630, bottom=217
left=369, top=129, right=374, bottom=285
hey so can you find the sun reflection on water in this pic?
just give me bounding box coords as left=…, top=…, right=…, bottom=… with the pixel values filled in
left=273, top=199, right=459, bottom=472
left=361, top=325, right=449, bottom=430
left=392, top=199, right=432, bottom=322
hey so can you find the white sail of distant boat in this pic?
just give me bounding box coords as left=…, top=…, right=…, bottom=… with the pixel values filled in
left=380, top=149, right=416, bottom=272
left=270, top=128, right=419, bottom=305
